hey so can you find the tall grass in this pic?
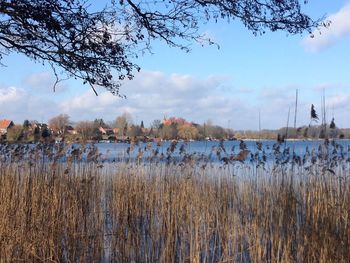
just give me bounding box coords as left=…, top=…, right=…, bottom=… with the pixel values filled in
left=0, top=158, right=349, bottom=262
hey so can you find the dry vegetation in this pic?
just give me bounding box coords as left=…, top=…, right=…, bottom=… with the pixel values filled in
left=0, top=142, right=349, bottom=262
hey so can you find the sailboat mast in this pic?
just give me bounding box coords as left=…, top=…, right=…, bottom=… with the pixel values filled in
left=293, top=89, right=298, bottom=131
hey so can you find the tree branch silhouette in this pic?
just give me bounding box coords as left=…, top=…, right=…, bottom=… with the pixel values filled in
left=0, top=0, right=325, bottom=95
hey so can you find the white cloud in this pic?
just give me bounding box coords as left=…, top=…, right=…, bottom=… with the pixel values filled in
left=314, top=83, right=335, bottom=91
left=22, top=71, right=68, bottom=93
left=2, top=71, right=350, bottom=129
left=0, top=86, right=25, bottom=104
left=302, top=3, right=350, bottom=52
left=59, top=71, right=242, bottom=126
left=327, top=94, right=350, bottom=109
left=23, top=72, right=52, bottom=89
left=0, top=86, right=59, bottom=122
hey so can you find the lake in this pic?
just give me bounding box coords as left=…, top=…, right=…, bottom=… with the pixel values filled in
left=94, top=139, right=350, bottom=164
left=1, top=139, right=349, bottom=165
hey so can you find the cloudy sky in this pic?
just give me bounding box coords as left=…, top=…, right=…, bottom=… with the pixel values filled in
left=1, top=1, right=350, bottom=130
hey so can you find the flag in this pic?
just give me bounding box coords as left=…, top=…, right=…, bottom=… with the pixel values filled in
left=311, top=104, right=318, bottom=122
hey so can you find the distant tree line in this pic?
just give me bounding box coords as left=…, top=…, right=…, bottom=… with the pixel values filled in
left=0, top=113, right=235, bottom=143
left=1, top=113, right=349, bottom=144
left=234, top=125, right=348, bottom=141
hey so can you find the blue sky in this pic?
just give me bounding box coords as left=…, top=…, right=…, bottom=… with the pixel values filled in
left=1, top=0, right=350, bottom=129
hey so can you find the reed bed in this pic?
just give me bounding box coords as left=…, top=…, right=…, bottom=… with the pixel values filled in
left=0, top=153, right=349, bottom=262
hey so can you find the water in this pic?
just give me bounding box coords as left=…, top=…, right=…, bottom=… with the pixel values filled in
left=95, top=139, right=350, bottom=163
left=2, top=139, right=350, bottom=164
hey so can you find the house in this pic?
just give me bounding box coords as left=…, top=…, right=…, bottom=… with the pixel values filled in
left=66, top=125, right=77, bottom=135
left=99, top=126, right=114, bottom=135
left=163, top=117, right=189, bottom=126
left=0, top=119, right=14, bottom=134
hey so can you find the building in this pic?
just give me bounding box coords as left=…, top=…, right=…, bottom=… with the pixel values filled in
left=99, top=126, right=114, bottom=135
left=66, top=125, right=78, bottom=135
left=162, top=117, right=189, bottom=126
left=0, top=119, right=14, bottom=135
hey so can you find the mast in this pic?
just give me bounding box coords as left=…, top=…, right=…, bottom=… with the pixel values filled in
left=293, top=89, right=298, bottom=137
left=258, top=109, right=261, bottom=141
left=323, top=88, right=326, bottom=125
left=284, top=107, right=291, bottom=150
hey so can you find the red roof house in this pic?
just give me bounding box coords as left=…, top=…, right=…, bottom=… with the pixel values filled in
left=0, top=119, right=14, bottom=134
left=163, top=117, right=189, bottom=126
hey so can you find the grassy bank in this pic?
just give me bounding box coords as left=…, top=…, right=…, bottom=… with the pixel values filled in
left=0, top=160, right=349, bottom=262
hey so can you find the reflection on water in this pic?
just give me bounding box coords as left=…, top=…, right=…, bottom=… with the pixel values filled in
left=1, top=139, right=350, bottom=166
left=96, top=139, right=350, bottom=163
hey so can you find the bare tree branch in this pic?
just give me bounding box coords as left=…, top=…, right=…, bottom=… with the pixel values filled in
left=0, top=0, right=325, bottom=96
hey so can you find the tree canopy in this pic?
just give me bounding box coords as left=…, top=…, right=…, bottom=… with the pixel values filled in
left=0, top=0, right=325, bottom=95
left=48, top=113, right=70, bottom=135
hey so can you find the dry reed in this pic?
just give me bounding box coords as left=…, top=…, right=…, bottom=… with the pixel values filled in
left=0, top=156, right=349, bottom=262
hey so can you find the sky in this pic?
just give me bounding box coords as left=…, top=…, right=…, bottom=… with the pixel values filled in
left=1, top=0, right=350, bottom=130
